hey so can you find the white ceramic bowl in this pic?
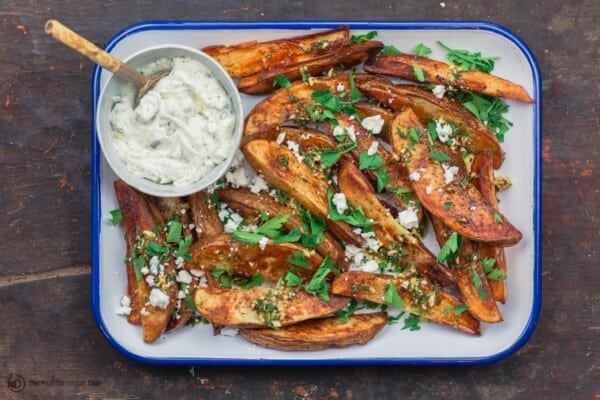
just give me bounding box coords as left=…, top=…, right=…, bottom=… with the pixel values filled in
left=96, top=44, right=243, bottom=197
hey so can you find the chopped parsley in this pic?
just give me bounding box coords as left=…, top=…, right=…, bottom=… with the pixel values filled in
left=452, top=91, right=513, bottom=142
left=413, top=65, right=425, bottom=82
left=414, top=43, right=432, bottom=57
left=437, top=41, right=499, bottom=73
left=108, top=209, right=122, bottom=225
left=358, top=151, right=384, bottom=170
left=437, top=232, right=462, bottom=263
left=381, top=44, right=402, bottom=55
left=273, top=74, right=292, bottom=89
left=402, top=314, right=421, bottom=331
left=384, top=283, right=405, bottom=311
left=319, top=141, right=357, bottom=168
left=327, top=187, right=376, bottom=230
left=454, top=304, right=468, bottom=316
left=304, top=258, right=338, bottom=302
left=351, top=30, right=378, bottom=44
left=482, top=257, right=507, bottom=281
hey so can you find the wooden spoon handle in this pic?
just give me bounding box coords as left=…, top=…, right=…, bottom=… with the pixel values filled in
left=44, top=19, right=146, bottom=86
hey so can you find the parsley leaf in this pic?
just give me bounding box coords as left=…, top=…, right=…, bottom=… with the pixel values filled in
left=452, top=91, right=513, bottom=142
left=299, top=209, right=326, bottom=248
left=286, top=252, right=311, bottom=270
left=257, top=214, right=291, bottom=238
left=320, top=141, right=357, bottom=168
left=242, top=274, right=263, bottom=289
left=351, top=30, right=378, bottom=44
left=414, top=43, right=432, bottom=57
left=273, top=74, right=292, bottom=89
left=304, top=258, right=337, bottom=301
left=166, top=220, right=182, bottom=243
left=231, top=231, right=263, bottom=245
left=494, top=212, right=504, bottom=223
left=273, top=227, right=301, bottom=244
left=413, top=65, right=425, bottom=82
left=454, top=304, right=468, bottom=316
left=284, top=268, right=302, bottom=287
left=444, top=201, right=453, bottom=210
left=429, top=151, right=451, bottom=162
left=384, top=283, right=405, bottom=310
left=358, top=152, right=384, bottom=170
left=402, top=314, right=421, bottom=331
left=108, top=209, right=123, bottom=225
left=437, top=232, right=462, bottom=263
left=381, top=44, right=402, bottom=55
left=374, top=168, right=388, bottom=192
left=437, top=41, right=499, bottom=73
left=327, top=188, right=376, bottom=229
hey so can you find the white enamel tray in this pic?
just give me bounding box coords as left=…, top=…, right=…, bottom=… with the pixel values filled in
left=91, top=21, right=542, bottom=365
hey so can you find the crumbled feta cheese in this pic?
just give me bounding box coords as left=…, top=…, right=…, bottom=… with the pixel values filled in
left=425, top=186, right=433, bottom=195
left=469, top=205, right=477, bottom=211
left=224, top=219, right=239, bottom=233
left=432, top=85, right=447, bottom=99
left=362, top=260, right=380, bottom=273
left=148, top=288, right=170, bottom=309
left=276, top=132, right=286, bottom=144
left=225, top=166, right=249, bottom=188
left=361, top=115, right=385, bottom=134
left=409, top=171, right=421, bottom=182
left=220, top=327, right=240, bottom=337
left=367, top=140, right=379, bottom=156
left=397, top=206, right=419, bottom=229
left=177, top=290, right=187, bottom=299
left=258, top=236, right=269, bottom=251
left=145, top=274, right=156, bottom=287
left=175, top=256, right=185, bottom=269
left=190, top=269, right=204, bottom=277
left=345, top=125, right=357, bottom=141
left=176, top=269, right=193, bottom=284
left=116, top=295, right=132, bottom=316
left=249, top=175, right=269, bottom=194
left=140, top=308, right=150, bottom=317
left=287, top=140, right=304, bottom=162
left=435, top=120, right=454, bottom=144
left=140, top=266, right=150, bottom=275
left=332, top=192, right=349, bottom=214
left=337, top=83, right=346, bottom=92
left=442, top=164, right=459, bottom=184
left=332, top=125, right=346, bottom=138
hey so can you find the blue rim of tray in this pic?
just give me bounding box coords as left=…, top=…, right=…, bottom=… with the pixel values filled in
left=90, top=20, right=542, bottom=366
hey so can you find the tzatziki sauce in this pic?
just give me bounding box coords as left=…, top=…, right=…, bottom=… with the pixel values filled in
left=110, top=56, right=236, bottom=186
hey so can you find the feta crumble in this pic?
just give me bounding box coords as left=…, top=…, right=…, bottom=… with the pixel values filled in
left=432, top=85, right=447, bottom=99
left=367, top=140, right=379, bottom=156
left=258, top=236, right=269, bottom=251
left=148, top=288, right=170, bottom=309
left=435, top=120, right=454, bottom=144
left=332, top=192, right=349, bottom=214
left=442, top=164, right=459, bottom=185
left=409, top=171, right=421, bottom=182
left=116, top=295, right=132, bottom=316
left=220, top=327, right=240, bottom=337
left=361, top=115, right=385, bottom=134
left=176, top=269, right=193, bottom=284
left=397, top=206, right=419, bottom=229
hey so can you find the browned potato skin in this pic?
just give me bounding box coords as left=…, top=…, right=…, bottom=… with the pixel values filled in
left=242, top=139, right=364, bottom=247
left=218, top=187, right=348, bottom=269
left=189, top=191, right=224, bottom=240
left=332, top=271, right=481, bottom=335
left=239, top=313, right=388, bottom=351
left=364, top=54, right=534, bottom=103
left=472, top=151, right=508, bottom=303
left=389, top=109, right=522, bottom=246
left=237, top=40, right=384, bottom=95
left=358, top=80, right=505, bottom=168
left=331, top=114, right=424, bottom=223
left=113, top=180, right=177, bottom=343
left=202, top=26, right=350, bottom=78
left=194, top=286, right=350, bottom=327
left=190, top=233, right=323, bottom=282
left=354, top=102, right=394, bottom=143
left=337, top=161, right=454, bottom=286
left=429, top=216, right=502, bottom=323
left=244, top=73, right=387, bottom=136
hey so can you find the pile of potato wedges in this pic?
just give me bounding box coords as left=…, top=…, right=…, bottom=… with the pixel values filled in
left=112, top=26, right=533, bottom=351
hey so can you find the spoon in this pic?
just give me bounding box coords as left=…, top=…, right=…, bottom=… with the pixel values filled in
left=44, top=19, right=171, bottom=106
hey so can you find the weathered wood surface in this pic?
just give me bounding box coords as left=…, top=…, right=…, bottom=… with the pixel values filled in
left=0, top=1, right=598, bottom=399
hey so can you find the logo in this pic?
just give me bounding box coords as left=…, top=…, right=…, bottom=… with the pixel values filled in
left=7, top=372, right=26, bottom=393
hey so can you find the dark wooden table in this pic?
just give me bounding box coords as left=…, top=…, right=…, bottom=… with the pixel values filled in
left=1, top=1, right=598, bottom=399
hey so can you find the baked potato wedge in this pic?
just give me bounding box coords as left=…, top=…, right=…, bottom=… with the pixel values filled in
left=218, top=187, right=348, bottom=269
left=190, top=233, right=323, bottom=282
left=202, top=26, right=350, bottom=78
left=189, top=191, right=224, bottom=240
left=244, top=73, right=386, bottom=136
left=358, top=80, right=505, bottom=168
left=472, top=151, right=508, bottom=303
left=237, top=40, right=384, bottom=95
left=331, top=271, right=481, bottom=335
left=242, top=138, right=364, bottom=247
left=337, top=160, right=454, bottom=286
left=113, top=180, right=177, bottom=343
left=389, top=108, right=522, bottom=246
left=194, top=286, right=350, bottom=328
left=239, top=312, right=387, bottom=351
left=354, top=102, right=394, bottom=143
left=364, top=53, right=534, bottom=103
left=429, top=215, right=502, bottom=323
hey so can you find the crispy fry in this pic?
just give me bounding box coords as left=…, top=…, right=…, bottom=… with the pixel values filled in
left=242, top=139, right=364, bottom=246
left=472, top=151, right=508, bottom=303
left=337, top=160, right=454, bottom=286
left=194, top=286, right=350, bottom=328
left=202, top=26, right=350, bottom=78
left=190, top=233, right=322, bottom=282
left=358, top=80, right=505, bottom=168
left=331, top=271, right=481, bottom=335
left=237, top=40, right=383, bottom=94
left=188, top=191, right=224, bottom=240
left=240, top=313, right=387, bottom=351
left=389, top=108, right=522, bottom=246
left=364, top=54, right=534, bottom=103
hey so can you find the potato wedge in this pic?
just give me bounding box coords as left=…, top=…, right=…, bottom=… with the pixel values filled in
left=244, top=73, right=386, bottom=136
left=194, top=286, right=350, bottom=328
left=240, top=312, right=387, bottom=351
left=364, top=53, right=534, bottom=103
left=472, top=151, right=508, bottom=303
left=113, top=180, right=177, bottom=342
left=429, top=215, right=502, bottom=323
left=237, top=40, right=384, bottom=95
left=337, top=160, right=454, bottom=286
left=331, top=271, right=480, bottom=335
left=190, top=233, right=322, bottom=282
left=358, top=80, right=505, bottom=168
left=354, top=102, right=394, bottom=143
left=202, top=26, right=350, bottom=78
left=218, top=187, right=348, bottom=269
left=331, top=114, right=424, bottom=223
left=389, top=108, right=522, bottom=246
left=189, top=191, right=224, bottom=240
left=242, top=138, right=364, bottom=247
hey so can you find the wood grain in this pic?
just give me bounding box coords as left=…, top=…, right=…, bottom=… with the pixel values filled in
left=0, top=1, right=598, bottom=399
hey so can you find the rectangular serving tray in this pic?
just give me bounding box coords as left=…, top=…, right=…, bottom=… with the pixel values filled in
left=91, top=20, right=542, bottom=365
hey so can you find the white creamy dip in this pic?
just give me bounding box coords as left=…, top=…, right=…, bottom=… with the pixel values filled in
left=110, top=56, right=236, bottom=185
